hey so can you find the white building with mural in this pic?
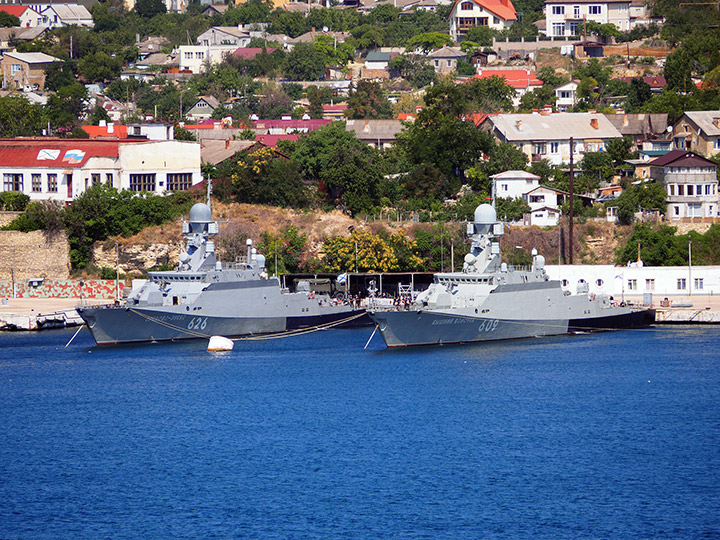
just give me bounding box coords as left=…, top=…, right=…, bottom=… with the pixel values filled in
left=0, top=138, right=201, bottom=203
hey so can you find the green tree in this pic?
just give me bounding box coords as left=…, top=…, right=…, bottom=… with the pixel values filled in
left=258, top=224, right=308, bottom=274
left=606, top=136, right=633, bottom=166
left=464, top=25, right=495, bottom=46
left=292, top=122, right=382, bottom=214
left=614, top=224, right=685, bottom=265
left=135, top=0, right=166, bottom=18
left=307, top=85, right=325, bottom=119
left=495, top=196, right=531, bottom=222
left=45, top=84, right=88, bottom=132
left=0, top=11, right=20, bottom=26
left=345, top=80, right=393, bottom=119
left=397, top=80, right=494, bottom=184
left=283, top=42, right=327, bottom=81
left=0, top=95, right=44, bottom=137
left=405, top=31, right=453, bottom=53
left=78, top=51, right=123, bottom=83
left=463, top=76, right=516, bottom=112
left=579, top=151, right=614, bottom=185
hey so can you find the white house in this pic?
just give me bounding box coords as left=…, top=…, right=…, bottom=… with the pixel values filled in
left=554, top=80, right=578, bottom=112
left=648, top=150, right=718, bottom=220
left=196, top=26, right=251, bottom=47
left=40, top=4, right=94, bottom=28
left=545, top=0, right=641, bottom=37
left=479, top=112, right=622, bottom=165
left=523, top=185, right=567, bottom=226
left=491, top=170, right=540, bottom=200
left=0, top=138, right=201, bottom=203
left=0, top=6, right=42, bottom=28
left=449, top=0, right=517, bottom=42
left=178, top=45, right=238, bottom=74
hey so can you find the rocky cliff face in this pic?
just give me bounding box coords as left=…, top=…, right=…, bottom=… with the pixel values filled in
left=93, top=241, right=182, bottom=275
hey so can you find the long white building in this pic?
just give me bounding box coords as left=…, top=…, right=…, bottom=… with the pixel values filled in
left=0, top=138, right=202, bottom=203
left=546, top=264, right=720, bottom=300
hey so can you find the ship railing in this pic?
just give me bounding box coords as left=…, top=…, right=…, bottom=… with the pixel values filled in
left=507, top=264, right=531, bottom=272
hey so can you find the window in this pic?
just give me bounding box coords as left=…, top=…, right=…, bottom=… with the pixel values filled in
left=550, top=141, right=560, bottom=154
left=596, top=279, right=604, bottom=286
left=697, top=184, right=702, bottom=196
left=569, top=21, right=579, bottom=34
left=530, top=195, right=545, bottom=203
left=628, top=279, right=637, bottom=290
left=694, top=278, right=704, bottom=290
left=167, top=173, right=192, bottom=191
left=677, top=278, right=686, bottom=290
left=669, top=184, right=675, bottom=196
left=552, top=22, right=565, bottom=36
left=92, top=173, right=101, bottom=185
left=461, top=1, right=473, bottom=9
left=573, top=5, right=580, bottom=17
left=561, top=279, right=569, bottom=287
left=674, top=206, right=680, bottom=216
left=501, top=183, right=508, bottom=192
left=494, top=17, right=500, bottom=24
left=715, top=138, right=720, bottom=150
left=31, top=174, right=42, bottom=192
left=559, top=90, right=571, bottom=99
left=687, top=185, right=694, bottom=196
left=589, top=5, right=601, bottom=14
left=552, top=5, right=565, bottom=14
left=184, top=51, right=192, bottom=59
left=47, top=174, right=57, bottom=192
left=195, top=51, right=204, bottom=59
left=705, top=185, right=711, bottom=195
left=618, top=3, right=627, bottom=10
left=3, top=173, right=23, bottom=191
left=645, top=278, right=655, bottom=290
left=11, top=64, right=21, bottom=75
left=106, top=173, right=114, bottom=187
left=129, top=173, right=156, bottom=192
left=434, top=60, right=439, bottom=67
left=446, top=60, right=451, bottom=67
left=533, top=143, right=546, bottom=155
left=678, top=184, right=684, bottom=196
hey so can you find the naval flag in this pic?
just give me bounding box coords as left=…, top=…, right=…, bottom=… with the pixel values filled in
left=337, top=273, right=348, bottom=285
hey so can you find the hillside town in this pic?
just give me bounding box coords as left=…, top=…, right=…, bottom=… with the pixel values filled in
left=0, top=0, right=719, bottom=301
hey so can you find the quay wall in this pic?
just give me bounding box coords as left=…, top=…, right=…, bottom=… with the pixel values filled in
left=0, top=230, right=70, bottom=281
left=0, top=279, right=122, bottom=300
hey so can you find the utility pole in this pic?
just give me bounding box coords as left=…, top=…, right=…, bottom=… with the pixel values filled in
left=569, top=136, right=574, bottom=264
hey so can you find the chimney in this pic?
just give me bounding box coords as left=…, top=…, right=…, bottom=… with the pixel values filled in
left=515, top=119, right=523, bottom=130
left=225, top=139, right=230, bottom=149
left=713, top=117, right=720, bottom=128
left=623, top=113, right=628, bottom=126
left=363, top=120, right=370, bottom=133
left=590, top=118, right=599, bottom=129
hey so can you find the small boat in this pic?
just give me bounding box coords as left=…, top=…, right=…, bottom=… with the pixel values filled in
left=368, top=204, right=655, bottom=348
left=78, top=202, right=368, bottom=345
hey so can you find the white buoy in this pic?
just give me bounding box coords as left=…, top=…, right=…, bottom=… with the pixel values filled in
left=208, top=335, right=234, bottom=352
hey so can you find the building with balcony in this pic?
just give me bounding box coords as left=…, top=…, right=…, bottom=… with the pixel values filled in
left=449, top=0, right=517, bottom=42
left=544, top=0, right=639, bottom=37
left=648, top=150, right=718, bottom=220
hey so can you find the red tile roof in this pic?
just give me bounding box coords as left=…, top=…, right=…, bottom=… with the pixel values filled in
left=0, top=5, right=30, bottom=16
left=255, top=134, right=301, bottom=146
left=648, top=149, right=717, bottom=168
left=454, top=0, right=516, bottom=21
left=232, top=47, right=278, bottom=59
left=618, top=75, right=666, bottom=88
left=253, top=119, right=332, bottom=129
left=82, top=125, right=128, bottom=139
left=0, top=138, right=139, bottom=168
left=469, top=69, right=542, bottom=89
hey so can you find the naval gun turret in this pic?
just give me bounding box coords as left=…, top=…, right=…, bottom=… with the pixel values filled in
left=178, top=203, right=219, bottom=272
left=463, top=204, right=504, bottom=274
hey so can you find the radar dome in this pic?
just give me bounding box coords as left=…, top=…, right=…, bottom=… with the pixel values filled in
left=474, top=204, right=497, bottom=224
left=189, top=203, right=212, bottom=223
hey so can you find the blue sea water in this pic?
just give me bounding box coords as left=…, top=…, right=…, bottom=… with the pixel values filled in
left=0, top=325, right=719, bottom=540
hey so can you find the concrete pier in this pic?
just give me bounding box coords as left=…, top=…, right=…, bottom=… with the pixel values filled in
left=0, top=298, right=109, bottom=331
